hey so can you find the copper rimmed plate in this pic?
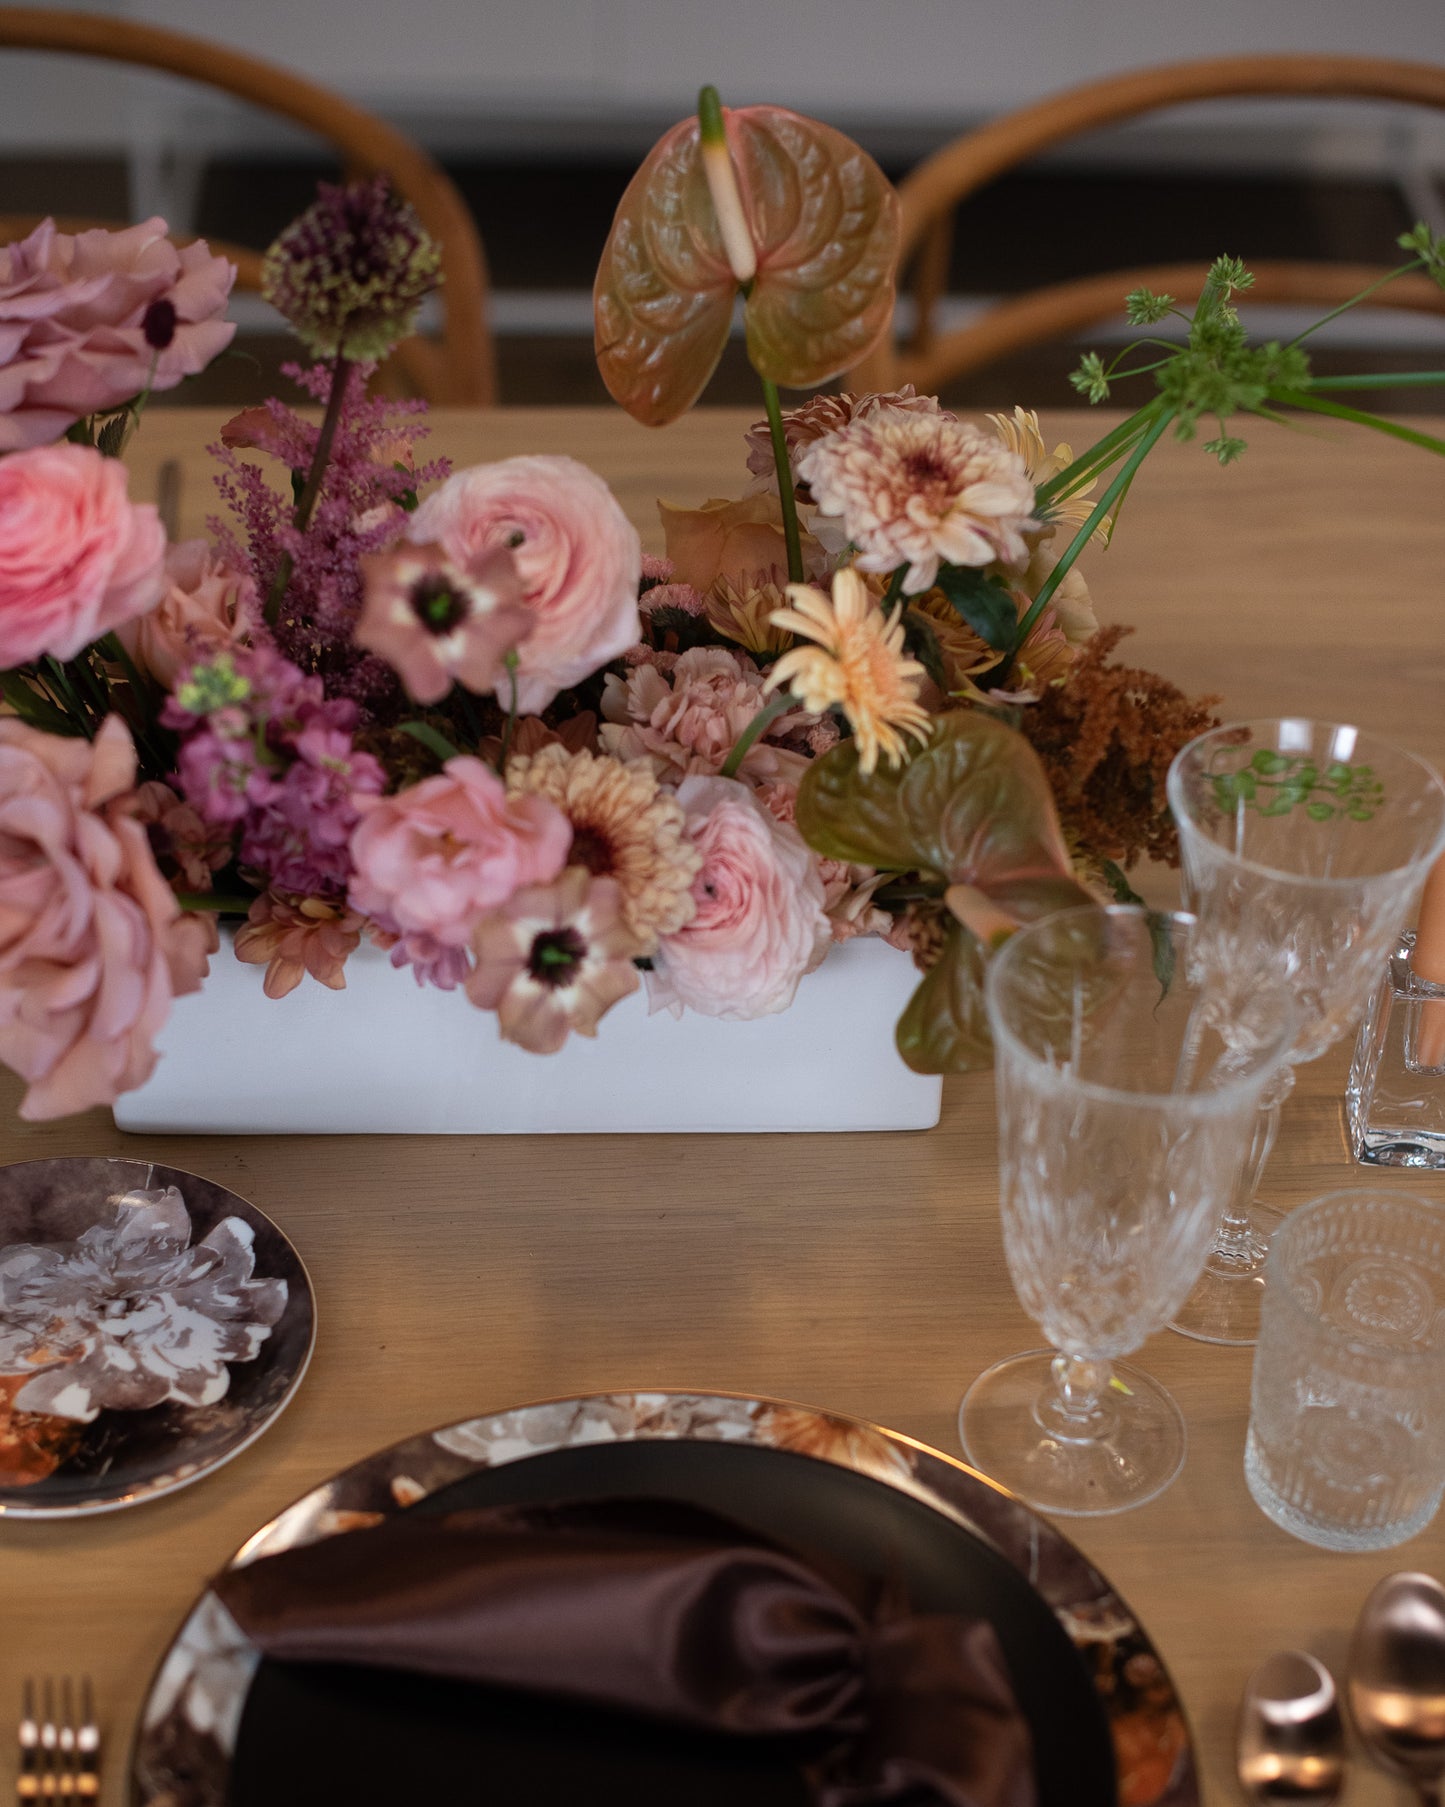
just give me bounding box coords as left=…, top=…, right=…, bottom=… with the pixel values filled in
left=0, top=1157, right=314, bottom=1518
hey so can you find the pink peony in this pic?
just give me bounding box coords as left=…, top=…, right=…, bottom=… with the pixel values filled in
left=651, top=776, right=829, bottom=1020
left=348, top=755, right=572, bottom=950
left=115, top=539, right=253, bottom=689
left=0, top=443, right=166, bottom=667
left=407, top=455, right=641, bottom=713
left=0, top=715, right=211, bottom=1120
left=0, top=218, right=235, bottom=450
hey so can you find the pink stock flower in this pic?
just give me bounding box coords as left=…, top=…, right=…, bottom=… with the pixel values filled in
left=348, top=756, right=571, bottom=952
left=407, top=455, right=641, bottom=713
left=0, top=443, right=166, bottom=666
left=354, top=539, right=531, bottom=704
left=651, top=776, right=829, bottom=1020
left=0, top=715, right=211, bottom=1120
left=599, top=646, right=810, bottom=784
left=0, top=218, right=235, bottom=450
left=115, top=539, right=253, bottom=689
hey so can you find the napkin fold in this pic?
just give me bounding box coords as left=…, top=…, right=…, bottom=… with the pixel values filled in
left=212, top=1497, right=1036, bottom=1807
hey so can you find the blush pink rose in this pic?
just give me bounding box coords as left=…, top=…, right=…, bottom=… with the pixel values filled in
left=115, top=539, right=253, bottom=688
left=348, top=755, right=572, bottom=948
left=0, top=715, right=211, bottom=1120
left=651, top=775, right=829, bottom=1020
left=407, top=455, right=641, bottom=714
left=0, top=443, right=167, bottom=667
left=0, top=218, right=235, bottom=449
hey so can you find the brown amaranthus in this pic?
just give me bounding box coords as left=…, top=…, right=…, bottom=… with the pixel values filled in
left=1019, top=625, right=1220, bottom=869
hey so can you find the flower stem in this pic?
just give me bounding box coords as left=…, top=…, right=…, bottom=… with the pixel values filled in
left=1282, top=256, right=1422, bottom=350
left=1270, top=389, right=1445, bottom=455
left=264, top=348, right=353, bottom=625
left=720, top=689, right=794, bottom=779
left=1033, top=400, right=1164, bottom=509
left=1308, top=370, right=1445, bottom=391
left=498, top=651, right=520, bottom=772
left=760, top=376, right=806, bottom=585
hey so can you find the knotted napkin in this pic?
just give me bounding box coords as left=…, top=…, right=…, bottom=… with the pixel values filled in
left=212, top=1497, right=1036, bottom=1807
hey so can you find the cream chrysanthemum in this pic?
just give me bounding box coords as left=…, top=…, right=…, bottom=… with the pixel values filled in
left=765, top=568, right=932, bottom=775
left=506, top=745, right=699, bottom=948
left=796, top=414, right=1036, bottom=596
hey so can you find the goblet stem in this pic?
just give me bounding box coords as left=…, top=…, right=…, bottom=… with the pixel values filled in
left=1036, top=1354, right=1116, bottom=1442
left=1212, top=1066, right=1297, bottom=1264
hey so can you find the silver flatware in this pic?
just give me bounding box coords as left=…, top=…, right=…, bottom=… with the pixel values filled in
left=1348, top=1571, right=1445, bottom=1806
left=17, top=1677, right=98, bottom=1804
left=1237, top=1649, right=1345, bottom=1804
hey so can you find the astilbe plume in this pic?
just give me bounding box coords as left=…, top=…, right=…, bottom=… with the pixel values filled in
left=1017, top=625, right=1220, bottom=870
left=163, top=642, right=385, bottom=900
left=210, top=361, right=448, bottom=718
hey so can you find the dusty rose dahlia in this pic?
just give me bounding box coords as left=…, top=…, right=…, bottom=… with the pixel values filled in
left=506, top=745, right=699, bottom=948
left=743, top=385, right=955, bottom=492
left=797, top=414, right=1036, bottom=595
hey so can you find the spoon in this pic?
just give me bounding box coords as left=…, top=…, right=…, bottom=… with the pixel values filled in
left=1237, top=1649, right=1345, bottom=1804
left=1348, top=1571, right=1445, bottom=1806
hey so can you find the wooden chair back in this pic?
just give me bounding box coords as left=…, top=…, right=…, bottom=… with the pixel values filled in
left=0, top=6, right=496, bottom=404
left=849, top=55, right=1445, bottom=395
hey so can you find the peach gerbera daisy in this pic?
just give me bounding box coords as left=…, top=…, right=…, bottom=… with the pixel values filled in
left=705, top=574, right=795, bottom=655
left=988, top=406, right=1107, bottom=543
left=506, top=744, right=700, bottom=949
left=765, top=568, right=932, bottom=775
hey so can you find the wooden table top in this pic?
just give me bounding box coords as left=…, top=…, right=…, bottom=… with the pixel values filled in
left=3, top=404, right=1443, bottom=1807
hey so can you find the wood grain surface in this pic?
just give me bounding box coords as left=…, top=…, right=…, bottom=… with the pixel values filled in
left=3, top=406, right=1443, bottom=1806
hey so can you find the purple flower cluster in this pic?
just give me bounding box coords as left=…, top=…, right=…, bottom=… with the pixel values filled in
left=210, top=361, right=448, bottom=718
left=165, top=643, right=385, bottom=899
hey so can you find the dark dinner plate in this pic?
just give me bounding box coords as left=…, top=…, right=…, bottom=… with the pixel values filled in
left=131, top=1391, right=1199, bottom=1807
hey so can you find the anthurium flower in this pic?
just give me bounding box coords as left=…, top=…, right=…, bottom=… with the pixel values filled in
left=595, top=94, right=901, bottom=426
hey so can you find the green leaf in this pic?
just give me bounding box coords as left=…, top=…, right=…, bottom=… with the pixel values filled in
left=594, top=105, right=901, bottom=425
left=398, top=719, right=464, bottom=763
left=901, top=607, right=950, bottom=693
left=1099, top=858, right=1145, bottom=906
left=934, top=564, right=1017, bottom=652
left=96, top=412, right=129, bottom=458
left=894, top=925, right=994, bottom=1074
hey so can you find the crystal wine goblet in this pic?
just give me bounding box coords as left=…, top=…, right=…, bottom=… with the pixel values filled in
left=1167, top=719, right=1445, bottom=1346
left=959, top=906, right=1294, bottom=1517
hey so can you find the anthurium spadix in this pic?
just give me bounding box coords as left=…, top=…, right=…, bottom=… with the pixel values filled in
left=594, top=88, right=901, bottom=427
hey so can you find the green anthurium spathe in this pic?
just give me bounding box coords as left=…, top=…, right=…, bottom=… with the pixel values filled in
left=594, top=100, right=901, bottom=427
left=795, top=711, right=1094, bottom=1073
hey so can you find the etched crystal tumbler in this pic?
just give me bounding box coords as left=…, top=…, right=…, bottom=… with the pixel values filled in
left=1246, top=1187, right=1445, bottom=1551
left=1168, top=720, right=1445, bottom=1345
left=960, top=907, right=1293, bottom=1516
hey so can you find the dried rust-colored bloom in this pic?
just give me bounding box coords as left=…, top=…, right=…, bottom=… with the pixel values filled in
left=261, top=176, right=441, bottom=361
left=1019, top=625, right=1221, bottom=869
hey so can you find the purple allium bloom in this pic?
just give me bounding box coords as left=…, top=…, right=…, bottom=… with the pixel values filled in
left=260, top=176, right=442, bottom=362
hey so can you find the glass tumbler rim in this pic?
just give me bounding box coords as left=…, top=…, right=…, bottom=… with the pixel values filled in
left=983, top=904, right=1295, bottom=1115
left=1263, top=1185, right=1445, bottom=1364
left=1166, top=717, right=1445, bottom=892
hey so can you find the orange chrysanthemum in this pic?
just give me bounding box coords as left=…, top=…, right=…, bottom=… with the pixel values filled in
left=765, top=568, right=931, bottom=774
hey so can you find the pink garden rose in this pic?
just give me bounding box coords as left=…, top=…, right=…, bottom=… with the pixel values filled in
left=116, top=539, right=253, bottom=688
left=0, top=443, right=167, bottom=667
left=651, top=775, right=829, bottom=1020
left=0, top=218, right=235, bottom=450
left=407, top=455, right=641, bottom=713
left=0, top=715, right=211, bottom=1120
left=348, top=755, right=572, bottom=950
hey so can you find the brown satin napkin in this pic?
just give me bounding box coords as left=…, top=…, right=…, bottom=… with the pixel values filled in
left=212, top=1498, right=1036, bottom=1807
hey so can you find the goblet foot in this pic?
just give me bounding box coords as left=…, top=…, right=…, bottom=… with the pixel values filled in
left=1168, top=1200, right=1286, bottom=1346
left=958, top=1350, right=1185, bottom=1516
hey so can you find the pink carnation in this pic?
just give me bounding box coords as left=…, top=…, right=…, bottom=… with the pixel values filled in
left=348, top=755, right=571, bottom=950
left=0, top=218, right=235, bottom=450
left=407, top=454, right=641, bottom=713
left=115, top=539, right=253, bottom=688
left=0, top=443, right=166, bottom=666
left=651, top=776, right=829, bottom=1020
left=0, top=715, right=211, bottom=1120
left=599, top=647, right=810, bottom=784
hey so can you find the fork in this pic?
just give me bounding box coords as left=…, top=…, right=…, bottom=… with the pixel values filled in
left=18, top=1679, right=99, bottom=1804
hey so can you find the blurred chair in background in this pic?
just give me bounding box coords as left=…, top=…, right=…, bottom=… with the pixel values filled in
left=0, top=5, right=496, bottom=404
left=850, top=55, right=1445, bottom=396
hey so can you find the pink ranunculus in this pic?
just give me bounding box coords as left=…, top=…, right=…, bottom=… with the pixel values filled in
left=0, top=218, right=235, bottom=450
left=348, top=755, right=572, bottom=948
left=407, top=455, right=641, bottom=714
left=0, top=715, right=211, bottom=1120
left=115, top=539, right=253, bottom=689
left=0, top=443, right=167, bottom=667
left=651, top=776, right=829, bottom=1020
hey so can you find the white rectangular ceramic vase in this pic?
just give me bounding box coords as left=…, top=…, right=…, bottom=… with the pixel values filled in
left=113, top=933, right=943, bottom=1135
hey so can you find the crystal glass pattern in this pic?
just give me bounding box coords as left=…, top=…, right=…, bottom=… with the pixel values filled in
left=1167, top=720, right=1445, bottom=1344
left=960, top=907, right=1293, bottom=1516
left=1245, top=1188, right=1445, bottom=1551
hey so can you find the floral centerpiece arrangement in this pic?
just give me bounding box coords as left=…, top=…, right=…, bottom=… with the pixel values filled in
left=0, top=95, right=1441, bottom=1121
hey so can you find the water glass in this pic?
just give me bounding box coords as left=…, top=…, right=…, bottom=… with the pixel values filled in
left=960, top=906, right=1293, bottom=1516
left=1246, top=1187, right=1445, bottom=1551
